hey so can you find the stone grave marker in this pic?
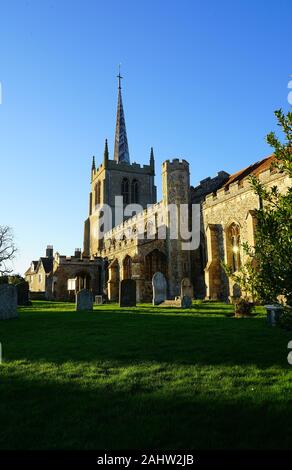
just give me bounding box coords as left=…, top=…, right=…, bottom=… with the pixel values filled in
left=119, top=279, right=136, bottom=307
left=181, top=278, right=193, bottom=299
left=76, top=289, right=93, bottom=311
left=16, top=281, right=30, bottom=305
left=0, top=284, right=18, bottom=320
left=95, top=295, right=103, bottom=305
left=152, top=272, right=167, bottom=305
left=181, top=295, right=192, bottom=308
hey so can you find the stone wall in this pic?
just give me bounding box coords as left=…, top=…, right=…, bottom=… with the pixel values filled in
left=98, top=200, right=167, bottom=302
left=202, top=168, right=291, bottom=300
left=27, top=263, right=47, bottom=292
left=191, top=170, right=230, bottom=203
left=52, top=254, right=103, bottom=301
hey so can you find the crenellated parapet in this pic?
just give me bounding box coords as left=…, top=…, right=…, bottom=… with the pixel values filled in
left=203, top=166, right=288, bottom=208
left=162, top=158, right=189, bottom=171
left=191, top=171, right=230, bottom=203
left=54, top=252, right=102, bottom=265
left=91, top=159, right=154, bottom=182
left=107, top=159, right=154, bottom=174
left=96, top=201, right=165, bottom=257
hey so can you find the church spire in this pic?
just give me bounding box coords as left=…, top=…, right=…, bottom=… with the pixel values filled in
left=114, top=67, right=130, bottom=164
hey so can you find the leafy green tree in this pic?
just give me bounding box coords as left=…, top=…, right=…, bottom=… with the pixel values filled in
left=223, top=109, right=292, bottom=305
left=248, top=109, right=292, bottom=305
left=222, top=255, right=259, bottom=303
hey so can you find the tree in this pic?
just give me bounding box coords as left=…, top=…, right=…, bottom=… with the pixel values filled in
left=0, top=225, right=17, bottom=275
left=248, top=109, right=292, bottom=305
left=225, top=109, right=292, bottom=306
left=222, top=255, right=260, bottom=303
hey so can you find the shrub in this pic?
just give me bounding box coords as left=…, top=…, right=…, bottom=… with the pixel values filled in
left=279, top=307, right=292, bottom=330
left=234, top=298, right=254, bottom=316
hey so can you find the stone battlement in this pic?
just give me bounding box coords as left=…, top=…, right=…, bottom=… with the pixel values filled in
left=103, top=200, right=164, bottom=242
left=191, top=170, right=230, bottom=203
left=162, top=158, right=189, bottom=170
left=92, top=159, right=154, bottom=179
left=203, top=167, right=282, bottom=206
left=54, top=253, right=100, bottom=264
left=108, top=160, right=153, bottom=172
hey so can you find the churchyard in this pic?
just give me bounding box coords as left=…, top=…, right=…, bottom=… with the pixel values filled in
left=0, top=300, right=291, bottom=450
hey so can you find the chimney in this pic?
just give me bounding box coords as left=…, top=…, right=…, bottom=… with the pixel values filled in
left=74, top=248, right=81, bottom=258
left=46, top=245, right=53, bottom=258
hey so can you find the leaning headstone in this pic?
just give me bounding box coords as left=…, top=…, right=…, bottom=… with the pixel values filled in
left=119, top=279, right=136, bottom=307
left=0, top=284, right=18, bottom=320
left=152, top=272, right=167, bottom=305
left=76, top=289, right=93, bottom=311
left=181, top=295, right=192, bottom=309
left=181, top=278, right=193, bottom=299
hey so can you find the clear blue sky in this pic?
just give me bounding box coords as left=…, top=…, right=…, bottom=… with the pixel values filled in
left=0, top=0, right=291, bottom=275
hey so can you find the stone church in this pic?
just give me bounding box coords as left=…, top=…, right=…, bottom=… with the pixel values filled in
left=25, top=75, right=290, bottom=302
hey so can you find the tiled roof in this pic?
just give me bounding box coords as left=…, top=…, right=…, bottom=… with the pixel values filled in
left=223, top=154, right=276, bottom=189
left=24, top=261, right=38, bottom=276
left=37, top=257, right=53, bottom=274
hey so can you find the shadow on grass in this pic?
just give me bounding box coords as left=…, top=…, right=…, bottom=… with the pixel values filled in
left=0, top=371, right=291, bottom=450
left=1, top=303, right=290, bottom=369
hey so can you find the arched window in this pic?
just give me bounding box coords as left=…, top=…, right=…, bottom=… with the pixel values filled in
left=95, top=181, right=101, bottom=207
left=228, top=223, right=241, bottom=272
left=123, top=255, right=132, bottom=279
left=145, top=249, right=167, bottom=280
left=131, top=179, right=139, bottom=203
left=121, top=178, right=129, bottom=204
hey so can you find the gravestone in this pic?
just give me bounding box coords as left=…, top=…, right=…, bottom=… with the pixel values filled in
left=0, top=284, right=18, bottom=320
left=76, top=289, right=93, bottom=311
left=265, top=304, right=283, bottom=326
left=181, top=295, right=192, bottom=309
left=181, top=278, right=193, bottom=299
left=16, top=281, right=30, bottom=305
left=95, top=295, right=103, bottom=305
left=152, top=272, right=167, bottom=305
left=119, top=279, right=136, bottom=307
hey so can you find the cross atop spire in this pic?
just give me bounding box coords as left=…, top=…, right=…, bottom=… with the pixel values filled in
left=114, top=67, right=130, bottom=164
left=117, top=64, right=123, bottom=90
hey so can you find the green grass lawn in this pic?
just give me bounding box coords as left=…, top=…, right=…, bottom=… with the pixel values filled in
left=0, top=301, right=291, bottom=450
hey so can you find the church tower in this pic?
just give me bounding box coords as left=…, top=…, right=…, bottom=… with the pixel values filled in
left=83, top=72, right=157, bottom=257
